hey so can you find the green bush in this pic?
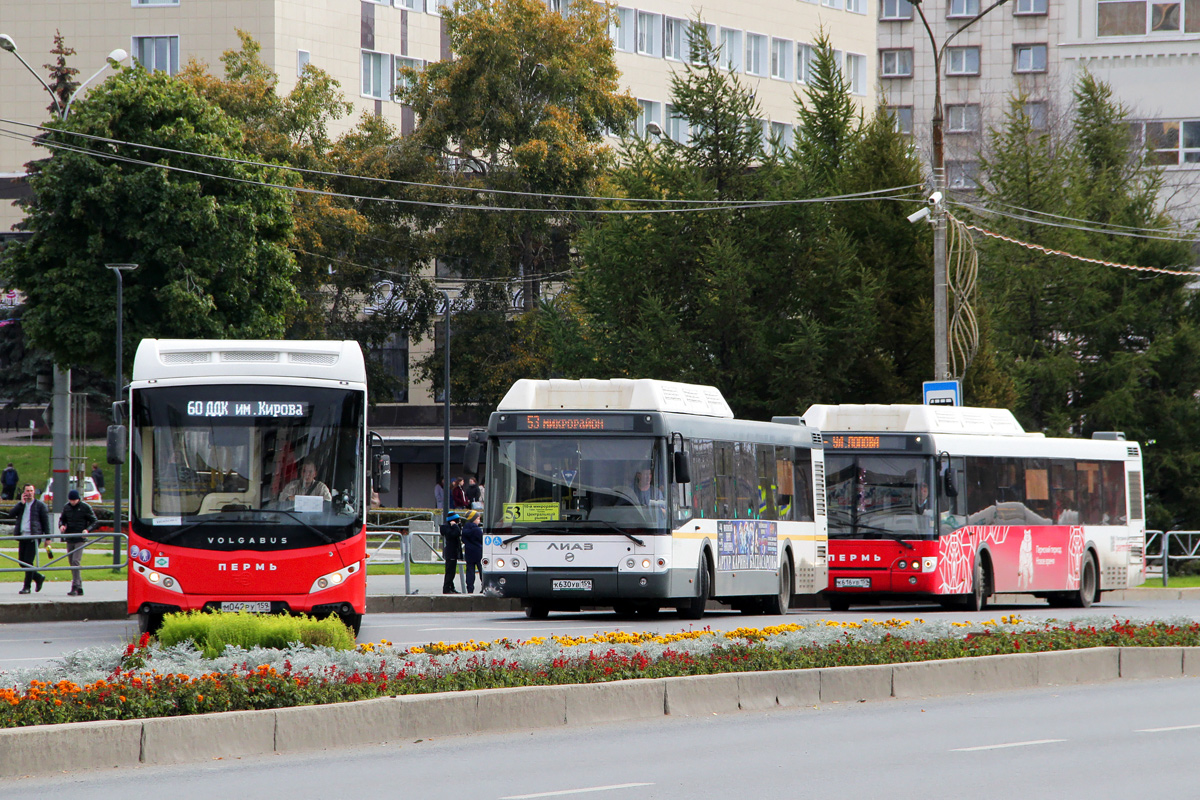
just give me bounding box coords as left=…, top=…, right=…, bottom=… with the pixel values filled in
left=156, top=611, right=355, bottom=658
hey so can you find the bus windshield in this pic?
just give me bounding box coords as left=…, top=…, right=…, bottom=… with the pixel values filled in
left=487, top=436, right=667, bottom=532
left=826, top=453, right=937, bottom=539
left=129, top=384, right=365, bottom=549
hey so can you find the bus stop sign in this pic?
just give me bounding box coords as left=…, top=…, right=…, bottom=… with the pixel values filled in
left=923, top=380, right=962, bottom=407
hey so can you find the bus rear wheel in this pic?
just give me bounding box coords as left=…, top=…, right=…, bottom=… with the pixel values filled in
left=1071, top=555, right=1097, bottom=608
left=763, top=557, right=793, bottom=616
left=677, top=557, right=709, bottom=620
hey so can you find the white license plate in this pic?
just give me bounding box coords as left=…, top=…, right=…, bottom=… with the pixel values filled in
left=552, top=579, right=592, bottom=591
left=221, top=601, right=271, bottom=613
left=835, top=577, right=871, bottom=589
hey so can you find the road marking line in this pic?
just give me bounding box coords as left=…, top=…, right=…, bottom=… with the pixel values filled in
left=500, top=782, right=653, bottom=799
left=1136, top=724, right=1200, bottom=733
left=952, top=739, right=1065, bottom=752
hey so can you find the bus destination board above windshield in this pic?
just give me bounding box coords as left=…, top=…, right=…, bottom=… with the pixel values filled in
left=186, top=401, right=309, bottom=418
left=499, top=414, right=651, bottom=432
left=825, top=434, right=924, bottom=451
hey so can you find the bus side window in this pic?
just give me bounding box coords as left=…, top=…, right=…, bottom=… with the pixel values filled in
left=756, top=445, right=778, bottom=520
left=1101, top=461, right=1127, bottom=524
left=714, top=442, right=734, bottom=519
left=735, top=442, right=756, bottom=519
left=775, top=446, right=794, bottom=522
left=794, top=447, right=814, bottom=522
left=1077, top=462, right=1103, bottom=524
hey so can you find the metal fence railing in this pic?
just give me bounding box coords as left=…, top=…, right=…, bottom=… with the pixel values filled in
left=1143, top=530, right=1200, bottom=588
left=0, top=531, right=128, bottom=579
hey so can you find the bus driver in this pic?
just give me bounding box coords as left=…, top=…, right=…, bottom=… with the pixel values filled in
left=280, top=460, right=332, bottom=503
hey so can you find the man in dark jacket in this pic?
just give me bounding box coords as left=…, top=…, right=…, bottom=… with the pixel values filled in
left=59, top=489, right=98, bottom=596
left=91, top=463, right=105, bottom=494
left=461, top=509, right=484, bottom=593
left=9, top=483, right=48, bottom=593
left=440, top=511, right=463, bottom=594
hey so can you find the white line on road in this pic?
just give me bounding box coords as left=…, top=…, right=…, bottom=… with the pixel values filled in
left=1136, top=724, right=1200, bottom=733
left=499, top=783, right=653, bottom=799
left=952, top=739, right=1066, bottom=752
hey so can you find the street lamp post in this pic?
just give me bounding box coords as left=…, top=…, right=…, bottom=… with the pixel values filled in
left=2, top=34, right=130, bottom=559
left=910, top=0, right=1008, bottom=381
left=107, top=264, right=137, bottom=565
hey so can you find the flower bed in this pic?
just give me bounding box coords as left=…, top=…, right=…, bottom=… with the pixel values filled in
left=2, top=616, right=1196, bottom=729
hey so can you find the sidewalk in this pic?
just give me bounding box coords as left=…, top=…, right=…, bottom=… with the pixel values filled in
left=0, top=571, right=519, bottom=624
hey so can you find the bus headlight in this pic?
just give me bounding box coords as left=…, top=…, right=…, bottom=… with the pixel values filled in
left=133, top=562, right=183, bottom=594
left=641, top=559, right=651, bottom=569
left=309, top=562, right=361, bottom=594
left=922, top=557, right=937, bottom=573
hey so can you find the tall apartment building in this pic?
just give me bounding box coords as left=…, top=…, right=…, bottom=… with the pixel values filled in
left=877, top=0, right=1200, bottom=215
left=1, top=0, right=876, bottom=503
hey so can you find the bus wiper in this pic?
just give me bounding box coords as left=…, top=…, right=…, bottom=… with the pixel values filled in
left=502, top=522, right=645, bottom=547
left=827, top=511, right=915, bottom=549
left=156, top=509, right=334, bottom=544
left=587, top=519, right=645, bottom=547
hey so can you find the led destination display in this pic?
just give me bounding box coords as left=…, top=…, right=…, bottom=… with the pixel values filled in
left=185, top=401, right=309, bottom=418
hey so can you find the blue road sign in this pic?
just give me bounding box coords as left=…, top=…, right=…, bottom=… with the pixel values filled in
left=923, top=380, right=962, bottom=406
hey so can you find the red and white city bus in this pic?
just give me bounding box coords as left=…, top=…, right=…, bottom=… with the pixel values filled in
left=124, top=340, right=378, bottom=634
left=802, top=404, right=1146, bottom=611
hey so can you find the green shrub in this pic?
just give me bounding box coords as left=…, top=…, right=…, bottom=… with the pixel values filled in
left=156, top=611, right=355, bottom=658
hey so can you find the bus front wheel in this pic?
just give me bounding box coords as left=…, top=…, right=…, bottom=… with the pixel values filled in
left=677, top=558, right=709, bottom=620
left=340, top=612, right=363, bottom=637
left=524, top=602, right=549, bottom=620
left=137, top=610, right=164, bottom=636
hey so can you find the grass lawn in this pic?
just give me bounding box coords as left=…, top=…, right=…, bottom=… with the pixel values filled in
left=0, top=444, right=119, bottom=506
left=0, top=550, right=127, bottom=582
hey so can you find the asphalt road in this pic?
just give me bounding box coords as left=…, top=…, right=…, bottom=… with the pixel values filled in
left=2, top=594, right=1199, bottom=671
left=3, top=677, right=1197, bottom=798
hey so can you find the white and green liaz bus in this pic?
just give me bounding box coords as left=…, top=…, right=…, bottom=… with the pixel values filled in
left=473, top=379, right=828, bottom=619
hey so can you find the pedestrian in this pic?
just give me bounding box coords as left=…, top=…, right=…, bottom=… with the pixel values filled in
left=8, top=483, right=48, bottom=594
left=1, top=462, right=18, bottom=501
left=465, top=476, right=482, bottom=510
left=58, top=489, right=98, bottom=596
left=434, top=478, right=445, bottom=510
left=440, top=511, right=463, bottom=594
left=451, top=477, right=469, bottom=509
left=461, top=509, right=484, bottom=593
left=90, top=463, right=105, bottom=494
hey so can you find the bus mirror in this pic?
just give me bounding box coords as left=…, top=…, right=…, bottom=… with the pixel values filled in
left=674, top=450, right=692, bottom=484
left=106, top=425, right=126, bottom=465
left=943, top=467, right=958, bottom=498
left=464, top=428, right=485, bottom=475
left=374, top=453, right=392, bottom=494
left=111, top=400, right=127, bottom=425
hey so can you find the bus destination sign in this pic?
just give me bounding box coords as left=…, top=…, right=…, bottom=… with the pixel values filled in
left=825, top=434, right=923, bottom=451
left=497, top=414, right=651, bottom=433
left=186, top=401, right=309, bottom=418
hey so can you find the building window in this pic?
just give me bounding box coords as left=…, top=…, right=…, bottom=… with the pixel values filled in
left=947, top=160, right=980, bottom=189
left=1014, top=43, right=1048, bottom=72
left=823, top=0, right=845, bottom=10
left=609, top=7, right=635, bottom=52
left=363, top=0, right=388, bottom=4
left=847, top=0, right=867, bottom=13
left=797, top=43, right=817, bottom=83
left=720, top=28, right=743, bottom=71
left=665, top=104, right=690, bottom=143
left=690, top=22, right=717, bottom=64
left=425, top=0, right=450, bottom=12
left=771, top=38, right=794, bottom=80
left=1135, top=119, right=1200, bottom=165
left=636, top=11, right=663, bottom=57
left=888, top=105, right=914, bottom=134
left=1022, top=100, right=1048, bottom=129
left=375, top=333, right=409, bottom=403
left=636, top=99, right=662, bottom=138
left=845, top=53, right=866, bottom=94
left=946, top=104, right=981, bottom=132
left=298, top=50, right=311, bottom=74
left=881, top=0, right=914, bottom=19
left=395, top=0, right=420, bottom=9
left=771, top=121, right=795, bottom=150
left=949, top=0, right=981, bottom=16
left=880, top=48, right=914, bottom=77
left=1098, top=0, right=1198, bottom=33
left=745, top=33, right=768, bottom=76
left=395, top=56, right=424, bottom=95
left=1015, top=0, right=1048, bottom=14
left=132, top=35, right=179, bottom=75
left=946, top=46, right=980, bottom=75
left=362, top=50, right=388, bottom=99
left=133, top=0, right=179, bottom=5
left=546, top=0, right=571, bottom=12
left=664, top=17, right=687, bottom=61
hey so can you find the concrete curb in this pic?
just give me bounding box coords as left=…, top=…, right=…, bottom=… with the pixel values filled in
left=2, top=646, right=1196, bottom=779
